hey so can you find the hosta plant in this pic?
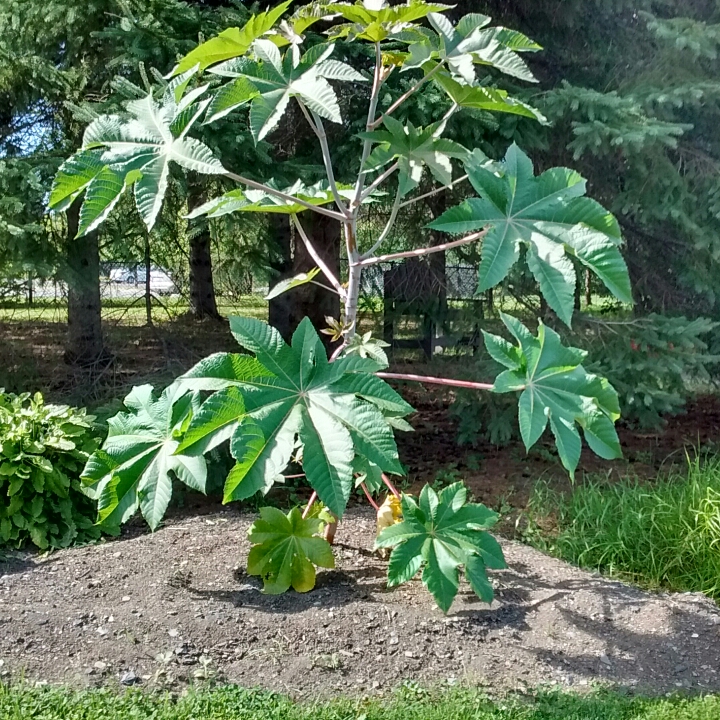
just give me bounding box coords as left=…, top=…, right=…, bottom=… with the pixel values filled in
left=52, top=1, right=632, bottom=611
left=0, top=391, right=102, bottom=549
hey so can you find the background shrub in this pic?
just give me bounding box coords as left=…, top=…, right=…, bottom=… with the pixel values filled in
left=0, top=391, right=102, bottom=549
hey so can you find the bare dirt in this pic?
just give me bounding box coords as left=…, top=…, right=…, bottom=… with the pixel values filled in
left=1, top=509, right=719, bottom=698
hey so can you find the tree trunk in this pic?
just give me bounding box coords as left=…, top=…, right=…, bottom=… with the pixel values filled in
left=65, top=199, right=104, bottom=365
left=268, top=213, right=341, bottom=349
left=187, top=185, right=221, bottom=321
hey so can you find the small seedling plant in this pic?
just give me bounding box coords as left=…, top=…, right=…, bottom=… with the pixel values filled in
left=50, top=1, right=631, bottom=612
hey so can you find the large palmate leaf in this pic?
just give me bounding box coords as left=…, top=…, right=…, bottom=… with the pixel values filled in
left=186, top=180, right=355, bottom=218
left=429, top=144, right=632, bottom=325
left=405, top=11, right=540, bottom=84
left=484, top=314, right=622, bottom=476
left=325, top=0, right=451, bottom=43
left=375, top=482, right=505, bottom=613
left=247, top=506, right=335, bottom=593
left=432, top=72, right=546, bottom=123
left=172, top=1, right=293, bottom=75
left=50, top=91, right=224, bottom=235
left=205, top=41, right=366, bottom=140
left=81, top=384, right=206, bottom=531
left=360, top=117, right=467, bottom=196
left=176, top=317, right=413, bottom=515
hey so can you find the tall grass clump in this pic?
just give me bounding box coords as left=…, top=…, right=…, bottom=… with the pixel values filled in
left=526, top=454, right=720, bottom=599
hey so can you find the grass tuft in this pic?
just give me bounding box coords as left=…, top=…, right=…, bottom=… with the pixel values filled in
left=525, top=454, right=720, bottom=599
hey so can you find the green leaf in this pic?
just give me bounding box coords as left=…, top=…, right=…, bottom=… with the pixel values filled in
left=173, top=1, right=292, bottom=75
left=423, top=539, right=460, bottom=613
left=180, top=317, right=412, bottom=516
left=486, top=315, right=623, bottom=476
left=326, top=1, right=451, bottom=43
left=433, top=72, right=546, bottom=122
left=247, top=506, right=335, bottom=594
left=408, top=11, right=539, bottom=85
left=186, top=180, right=355, bottom=219
left=205, top=77, right=260, bottom=123
left=224, top=404, right=302, bottom=503
left=206, top=41, right=360, bottom=142
left=49, top=150, right=105, bottom=212
left=177, top=386, right=246, bottom=454
left=429, top=144, right=631, bottom=325
left=361, top=118, right=467, bottom=196
left=82, top=384, right=207, bottom=531
left=376, top=481, right=504, bottom=612
left=176, top=353, right=271, bottom=392
left=52, top=93, right=223, bottom=235
left=266, top=268, right=322, bottom=300
left=464, top=554, right=494, bottom=603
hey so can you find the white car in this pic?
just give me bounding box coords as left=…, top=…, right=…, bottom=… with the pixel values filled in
left=109, top=266, right=177, bottom=294
left=146, top=268, right=176, bottom=295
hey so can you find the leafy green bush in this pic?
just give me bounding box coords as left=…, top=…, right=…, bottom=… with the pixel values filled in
left=0, top=391, right=102, bottom=549
left=524, top=455, right=720, bottom=599
left=583, top=314, right=719, bottom=428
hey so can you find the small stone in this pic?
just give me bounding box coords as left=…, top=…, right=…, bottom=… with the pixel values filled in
left=674, top=664, right=688, bottom=674
left=691, top=633, right=699, bottom=638
left=168, top=629, right=179, bottom=638
left=599, top=654, right=611, bottom=666
left=121, top=596, right=131, bottom=603
left=94, top=661, right=107, bottom=671
left=404, top=651, right=413, bottom=658
left=120, top=671, right=138, bottom=686
left=388, top=637, right=399, bottom=646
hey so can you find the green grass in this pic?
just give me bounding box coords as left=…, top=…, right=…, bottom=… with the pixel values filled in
left=0, top=296, right=268, bottom=325
left=1, top=684, right=719, bottom=720
left=525, top=455, right=720, bottom=599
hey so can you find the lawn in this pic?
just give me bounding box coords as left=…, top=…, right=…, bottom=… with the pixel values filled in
left=2, top=685, right=719, bottom=720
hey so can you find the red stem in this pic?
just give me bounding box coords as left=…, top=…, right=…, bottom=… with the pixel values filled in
left=360, top=482, right=380, bottom=511
left=284, top=473, right=306, bottom=480
left=376, top=372, right=494, bottom=392
left=302, top=491, right=318, bottom=519
left=381, top=473, right=401, bottom=500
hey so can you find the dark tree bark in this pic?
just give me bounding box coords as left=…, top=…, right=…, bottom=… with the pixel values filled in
left=268, top=213, right=341, bottom=349
left=427, top=194, right=448, bottom=319
left=187, top=184, right=222, bottom=321
left=65, top=199, right=104, bottom=364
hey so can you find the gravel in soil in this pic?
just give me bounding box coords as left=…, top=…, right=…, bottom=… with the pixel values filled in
left=1, top=509, right=719, bottom=698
